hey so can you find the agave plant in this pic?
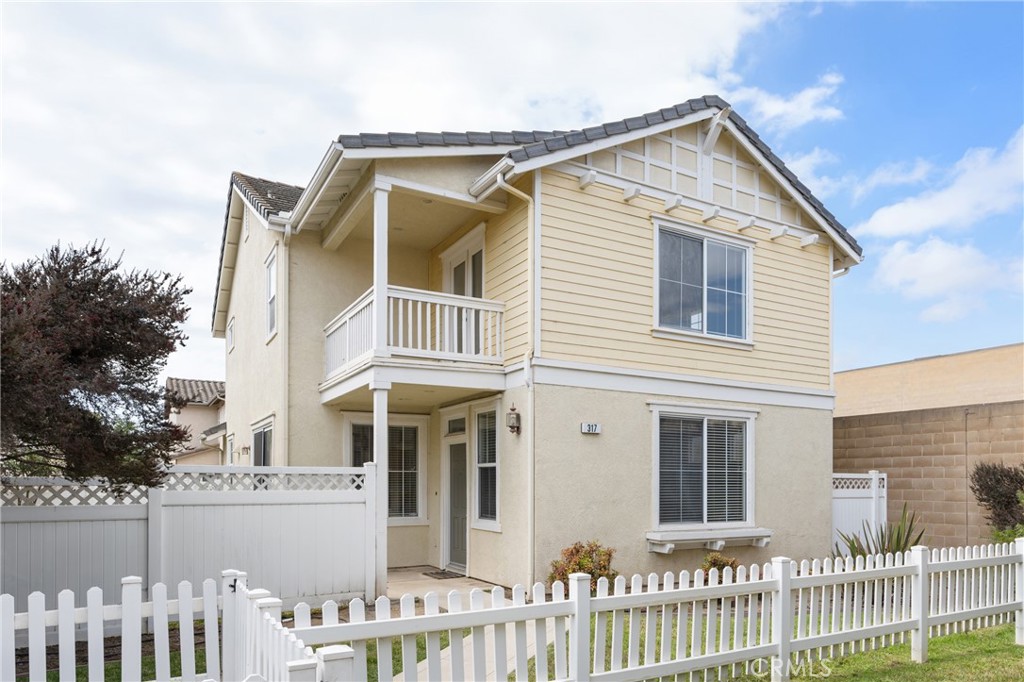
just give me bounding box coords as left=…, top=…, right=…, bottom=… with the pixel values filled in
left=833, top=503, right=925, bottom=558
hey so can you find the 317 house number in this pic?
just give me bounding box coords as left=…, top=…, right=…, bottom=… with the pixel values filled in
left=580, top=423, right=602, bottom=434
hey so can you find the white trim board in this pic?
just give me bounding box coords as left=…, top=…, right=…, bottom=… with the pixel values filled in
left=526, top=358, right=835, bottom=410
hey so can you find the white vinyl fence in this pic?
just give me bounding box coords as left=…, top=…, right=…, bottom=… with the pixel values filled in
left=0, top=465, right=380, bottom=611
left=833, top=471, right=887, bottom=550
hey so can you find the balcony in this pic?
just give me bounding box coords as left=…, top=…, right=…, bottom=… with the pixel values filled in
left=323, top=286, right=505, bottom=380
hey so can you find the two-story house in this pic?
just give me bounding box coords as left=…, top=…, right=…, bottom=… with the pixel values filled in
left=211, top=96, right=862, bottom=590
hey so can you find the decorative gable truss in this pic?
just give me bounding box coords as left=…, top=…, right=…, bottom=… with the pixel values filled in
left=576, top=122, right=817, bottom=231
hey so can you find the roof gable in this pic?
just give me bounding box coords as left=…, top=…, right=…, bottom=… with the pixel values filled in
left=166, top=377, right=225, bottom=405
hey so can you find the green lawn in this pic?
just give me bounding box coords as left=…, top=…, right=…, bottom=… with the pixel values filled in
left=24, top=648, right=208, bottom=682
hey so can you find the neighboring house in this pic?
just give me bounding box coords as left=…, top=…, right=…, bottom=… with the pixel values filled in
left=211, top=95, right=863, bottom=588
left=165, top=377, right=228, bottom=465
left=834, top=344, right=1024, bottom=548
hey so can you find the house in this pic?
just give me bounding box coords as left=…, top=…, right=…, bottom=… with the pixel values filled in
left=834, top=344, right=1024, bottom=548
left=210, top=95, right=863, bottom=590
left=165, top=377, right=228, bottom=465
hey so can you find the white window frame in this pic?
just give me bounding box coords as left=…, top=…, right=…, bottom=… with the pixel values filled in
left=441, top=222, right=486, bottom=297
left=652, top=217, right=755, bottom=349
left=251, top=416, right=274, bottom=467
left=226, top=317, right=235, bottom=353
left=649, top=402, right=758, bottom=532
left=265, top=246, right=277, bottom=341
left=226, top=434, right=235, bottom=465
left=341, top=412, right=429, bottom=527
left=470, top=401, right=500, bottom=532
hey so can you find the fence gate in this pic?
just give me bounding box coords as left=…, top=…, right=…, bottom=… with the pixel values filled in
left=832, top=470, right=887, bottom=550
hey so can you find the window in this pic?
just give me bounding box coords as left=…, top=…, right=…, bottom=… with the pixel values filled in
left=226, top=317, right=235, bottom=352
left=657, top=225, right=750, bottom=340
left=657, top=413, right=749, bottom=526
left=351, top=423, right=420, bottom=518
left=252, top=423, right=272, bottom=466
left=476, top=411, right=497, bottom=522
left=226, top=435, right=234, bottom=465
left=265, top=249, right=277, bottom=337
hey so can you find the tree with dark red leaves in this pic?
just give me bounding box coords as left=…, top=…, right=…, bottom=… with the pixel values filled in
left=1, top=243, right=192, bottom=487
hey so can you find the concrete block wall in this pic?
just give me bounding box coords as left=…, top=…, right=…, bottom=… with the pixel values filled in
left=834, top=400, right=1024, bottom=549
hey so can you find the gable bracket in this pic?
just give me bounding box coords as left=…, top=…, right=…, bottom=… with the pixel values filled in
left=701, top=107, right=732, bottom=156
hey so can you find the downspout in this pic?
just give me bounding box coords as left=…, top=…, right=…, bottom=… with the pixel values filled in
left=496, top=174, right=538, bottom=586
left=280, top=222, right=292, bottom=464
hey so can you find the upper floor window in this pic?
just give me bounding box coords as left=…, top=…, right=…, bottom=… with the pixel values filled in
left=265, top=248, right=277, bottom=338
left=226, top=317, right=235, bottom=352
left=657, top=224, right=751, bottom=342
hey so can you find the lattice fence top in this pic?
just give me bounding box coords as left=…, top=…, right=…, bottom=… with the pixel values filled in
left=161, top=470, right=365, bottom=492
left=0, top=481, right=148, bottom=506
left=833, top=474, right=887, bottom=490
left=1, top=469, right=366, bottom=505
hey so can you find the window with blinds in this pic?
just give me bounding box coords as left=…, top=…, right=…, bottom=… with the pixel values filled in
left=476, top=411, right=497, bottom=521
left=351, top=424, right=419, bottom=518
left=659, top=415, right=746, bottom=525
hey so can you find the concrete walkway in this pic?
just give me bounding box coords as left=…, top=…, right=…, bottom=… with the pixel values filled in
left=386, top=567, right=554, bottom=682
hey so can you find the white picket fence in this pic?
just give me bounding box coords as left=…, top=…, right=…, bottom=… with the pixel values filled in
left=290, top=540, right=1024, bottom=682
left=4, top=542, right=1023, bottom=681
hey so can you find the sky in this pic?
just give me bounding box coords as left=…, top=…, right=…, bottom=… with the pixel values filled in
left=2, top=1, right=1022, bottom=382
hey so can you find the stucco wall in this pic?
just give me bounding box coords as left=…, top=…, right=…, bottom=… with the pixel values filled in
left=224, top=205, right=285, bottom=465
left=171, top=403, right=221, bottom=453
left=531, top=384, right=833, bottom=582
left=834, top=400, right=1024, bottom=548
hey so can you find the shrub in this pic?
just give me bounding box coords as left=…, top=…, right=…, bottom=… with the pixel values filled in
left=701, top=552, right=739, bottom=584
left=833, top=503, right=925, bottom=558
left=992, top=490, right=1024, bottom=543
left=969, top=462, right=1024, bottom=531
left=548, top=540, right=617, bottom=592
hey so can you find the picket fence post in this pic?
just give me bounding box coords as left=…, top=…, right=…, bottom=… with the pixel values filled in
left=221, top=569, right=244, bottom=681
left=568, top=573, right=591, bottom=682
left=770, top=557, right=793, bottom=682
left=1015, top=537, right=1024, bottom=646
left=121, top=576, right=143, bottom=682
left=910, top=545, right=930, bottom=662
left=318, top=645, right=356, bottom=681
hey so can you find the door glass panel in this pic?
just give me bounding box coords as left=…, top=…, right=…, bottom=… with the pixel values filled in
left=452, top=261, right=466, bottom=297
left=449, top=443, right=468, bottom=567
left=471, top=250, right=483, bottom=298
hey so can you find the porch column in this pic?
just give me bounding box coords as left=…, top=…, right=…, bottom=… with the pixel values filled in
left=372, top=182, right=391, bottom=359
left=372, top=381, right=390, bottom=596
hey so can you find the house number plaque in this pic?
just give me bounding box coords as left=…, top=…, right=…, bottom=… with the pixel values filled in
left=580, top=423, right=602, bottom=434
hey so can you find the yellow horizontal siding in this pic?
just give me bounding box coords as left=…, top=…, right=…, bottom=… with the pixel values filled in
left=486, top=200, right=530, bottom=363
left=539, top=169, right=833, bottom=389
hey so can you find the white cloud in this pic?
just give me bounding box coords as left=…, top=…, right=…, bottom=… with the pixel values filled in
left=873, top=238, right=1022, bottom=321
left=855, top=127, right=1024, bottom=237
left=851, top=159, right=933, bottom=202
left=783, top=147, right=843, bottom=198
left=727, top=72, right=844, bottom=135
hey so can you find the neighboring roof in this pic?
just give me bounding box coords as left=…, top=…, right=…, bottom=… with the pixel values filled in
left=165, top=378, right=226, bottom=406
left=336, top=129, right=565, bottom=150
left=231, top=172, right=304, bottom=218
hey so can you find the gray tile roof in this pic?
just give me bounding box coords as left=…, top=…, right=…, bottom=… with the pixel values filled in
left=166, top=378, right=225, bottom=405
left=337, top=130, right=567, bottom=149
left=231, top=172, right=304, bottom=217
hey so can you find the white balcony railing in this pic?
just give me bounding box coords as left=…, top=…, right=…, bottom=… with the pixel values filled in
left=324, top=286, right=505, bottom=379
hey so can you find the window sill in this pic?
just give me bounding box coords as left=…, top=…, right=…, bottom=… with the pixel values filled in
left=388, top=517, right=428, bottom=528
left=645, top=527, right=773, bottom=554
left=652, top=327, right=754, bottom=351
left=472, top=520, right=501, bottom=533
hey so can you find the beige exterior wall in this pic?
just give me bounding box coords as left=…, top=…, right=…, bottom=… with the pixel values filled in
left=834, top=401, right=1024, bottom=548
left=170, top=403, right=221, bottom=453
left=835, top=344, right=1024, bottom=417
left=224, top=204, right=286, bottom=466
left=174, top=448, right=223, bottom=465
left=532, top=384, right=833, bottom=581
left=538, top=168, right=833, bottom=389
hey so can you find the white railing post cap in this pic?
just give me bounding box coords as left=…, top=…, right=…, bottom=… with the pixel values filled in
left=286, top=659, right=318, bottom=672
left=318, top=645, right=356, bottom=662
left=255, top=596, right=283, bottom=609
left=221, top=568, right=241, bottom=578
left=121, top=576, right=143, bottom=585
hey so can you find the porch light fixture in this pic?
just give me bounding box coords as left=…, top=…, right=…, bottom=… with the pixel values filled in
left=506, top=405, right=521, bottom=435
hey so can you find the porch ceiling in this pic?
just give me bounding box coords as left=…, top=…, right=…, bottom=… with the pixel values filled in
left=323, top=383, right=501, bottom=413
left=343, top=189, right=484, bottom=251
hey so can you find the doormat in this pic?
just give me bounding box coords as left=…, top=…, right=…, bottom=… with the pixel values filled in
left=423, top=570, right=464, bottom=579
